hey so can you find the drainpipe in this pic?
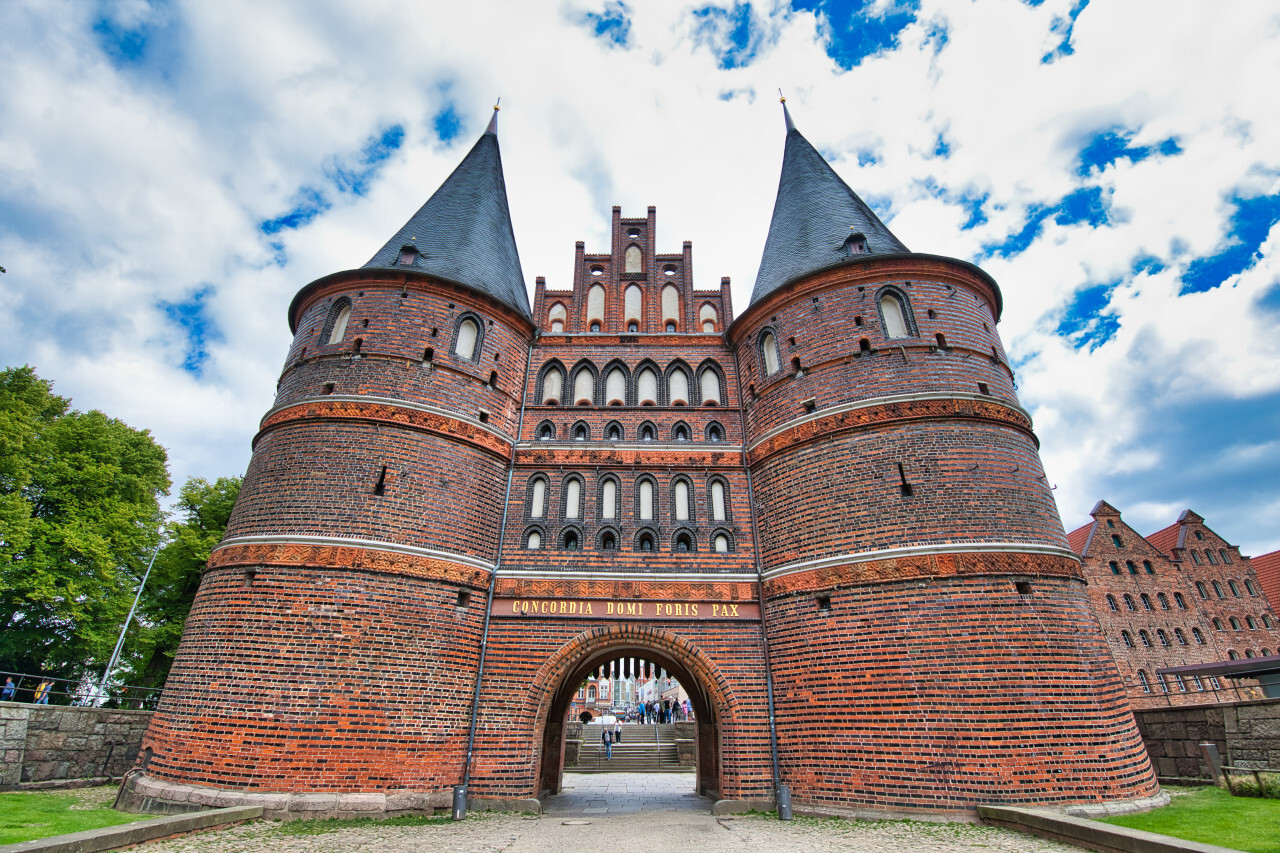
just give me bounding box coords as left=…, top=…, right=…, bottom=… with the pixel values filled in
left=730, top=344, right=790, bottom=820
left=457, top=333, right=536, bottom=819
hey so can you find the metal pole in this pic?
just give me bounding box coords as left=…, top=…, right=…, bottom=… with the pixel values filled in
left=97, top=539, right=164, bottom=704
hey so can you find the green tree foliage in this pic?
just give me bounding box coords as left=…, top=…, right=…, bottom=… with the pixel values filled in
left=0, top=366, right=170, bottom=681
left=122, top=476, right=241, bottom=688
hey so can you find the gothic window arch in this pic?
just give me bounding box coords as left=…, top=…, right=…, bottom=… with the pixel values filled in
left=453, top=313, right=485, bottom=361
left=524, top=525, right=544, bottom=550
left=527, top=475, right=548, bottom=519
left=571, top=421, right=590, bottom=441
left=671, top=476, right=694, bottom=522
left=625, top=244, right=643, bottom=273
left=1175, top=628, right=1187, bottom=645
left=586, top=284, right=606, bottom=331
left=1121, top=631, right=1134, bottom=648
left=624, top=284, right=643, bottom=331
left=1229, top=580, right=1241, bottom=597
left=759, top=328, right=781, bottom=376
left=603, top=361, right=630, bottom=406
left=635, top=528, right=658, bottom=552
left=548, top=302, right=567, bottom=333
left=598, top=526, right=620, bottom=551
left=562, top=475, right=584, bottom=520
left=1157, top=592, right=1169, bottom=609
left=708, top=477, right=730, bottom=522
left=1137, top=670, right=1150, bottom=692
left=661, top=284, right=681, bottom=331
left=323, top=298, right=353, bottom=345
left=537, top=360, right=566, bottom=405
left=1196, top=581, right=1208, bottom=599
left=1192, top=627, right=1205, bottom=643
left=536, top=420, right=556, bottom=441
left=666, top=361, right=693, bottom=406
left=1157, top=629, right=1170, bottom=646
left=875, top=285, right=916, bottom=339
left=711, top=529, right=733, bottom=553
left=636, top=476, right=657, bottom=521
left=635, top=361, right=661, bottom=405
left=1106, top=594, right=1118, bottom=611
left=1138, top=630, right=1152, bottom=647
left=637, top=420, right=657, bottom=442
left=604, top=421, right=624, bottom=442
left=561, top=525, right=582, bottom=550
left=598, top=475, right=620, bottom=521
left=1213, top=580, right=1225, bottom=598
left=1123, top=594, right=1136, bottom=611
left=671, top=421, right=691, bottom=442
left=1174, top=592, right=1186, bottom=608
left=672, top=529, right=696, bottom=553
left=569, top=360, right=599, bottom=406
left=699, top=303, right=718, bottom=333
left=697, top=359, right=725, bottom=406
left=1140, top=593, right=1152, bottom=610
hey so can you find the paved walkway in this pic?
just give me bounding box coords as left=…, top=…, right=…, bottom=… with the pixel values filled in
left=543, top=771, right=705, bottom=815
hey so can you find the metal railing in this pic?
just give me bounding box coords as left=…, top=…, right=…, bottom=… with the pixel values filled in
left=1, top=671, right=161, bottom=710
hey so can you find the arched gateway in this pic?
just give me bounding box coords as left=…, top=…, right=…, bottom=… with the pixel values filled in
left=122, top=105, right=1162, bottom=820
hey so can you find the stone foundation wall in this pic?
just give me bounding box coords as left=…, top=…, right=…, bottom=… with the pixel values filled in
left=0, top=704, right=153, bottom=788
left=1133, top=697, right=1280, bottom=779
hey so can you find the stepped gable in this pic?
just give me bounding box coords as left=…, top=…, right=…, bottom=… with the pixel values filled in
left=363, top=107, right=530, bottom=318
left=749, top=101, right=909, bottom=306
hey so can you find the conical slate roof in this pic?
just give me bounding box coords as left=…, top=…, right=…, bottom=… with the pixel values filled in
left=750, top=104, right=908, bottom=305
left=364, top=109, right=530, bottom=318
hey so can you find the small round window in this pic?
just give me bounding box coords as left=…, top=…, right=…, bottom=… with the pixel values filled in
left=662, top=264, right=677, bottom=276
left=626, top=228, right=641, bottom=239
left=590, top=266, right=604, bottom=277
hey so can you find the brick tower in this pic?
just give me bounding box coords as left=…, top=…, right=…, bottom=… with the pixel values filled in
left=125, top=104, right=1162, bottom=819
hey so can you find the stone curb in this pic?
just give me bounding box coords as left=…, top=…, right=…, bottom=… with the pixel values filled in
left=0, top=805, right=262, bottom=853
left=978, top=804, right=1244, bottom=853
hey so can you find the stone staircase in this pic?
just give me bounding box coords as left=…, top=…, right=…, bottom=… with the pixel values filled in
left=567, top=724, right=690, bottom=772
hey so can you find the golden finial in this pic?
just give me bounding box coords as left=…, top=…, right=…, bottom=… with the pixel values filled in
left=494, top=97, right=501, bottom=112
left=778, top=88, right=786, bottom=104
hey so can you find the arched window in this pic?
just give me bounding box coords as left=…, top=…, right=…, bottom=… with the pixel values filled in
left=564, top=478, right=582, bottom=519
left=1139, top=630, right=1151, bottom=646
left=548, top=303, right=567, bottom=333
left=669, top=369, right=689, bottom=405
left=879, top=291, right=909, bottom=338
left=563, top=529, right=579, bottom=550
left=1228, top=650, right=1238, bottom=660
left=529, top=477, right=547, bottom=518
left=625, top=244, right=642, bottom=273
left=673, top=423, right=689, bottom=442
left=714, top=533, right=729, bottom=553
left=1143, top=560, right=1155, bottom=574
left=638, top=479, right=654, bottom=520
left=637, top=367, right=658, bottom=405
left=455, top=317, right=480, bottom=359
left=573, top=367, right=594, bottom=406
left=674, top=532, right=693, bottom=552
left=1126, top=561, right=1138, bottom=575
left=1109, top=561, right=1120, bottom=575
left=1157, top=629, right=1170, bottom=646
left=761, top=331, right=780, bottom=375
left=639, top=423, right=655, bottom=442
left=587, top=284, right=605, bottom=330
left=1174, top=592, right=1186, bottom=608
left=1246, top=616, right=1257, bottom=629
left=1140, top=593, right=1152, bottom=610
left=1229, top=580, right=1241, bottom=597
left=1220, top=548, right=1232, bottom=563
left=700, top=367, right=722, bottom=405
left=1123, top=594, right=1136, bottom=611
left=1196, top=582, right=1208, bottom=599
left=711, top=480, right=727, bottom=522
left=601, top=478, right=618, bottom=520
left=542, top=366, right=564, bottom=405
left=1264, top=614, right=1274, bottom=629
left=1106, top=594, right=1118, bottom=612
left=1212, top=618, right=1223, bottom=631
left=573, top=422, right=588, bottom=441
left=601, top=530, right=617, bottom=550
left=1245, top=649, right=1255, bottom=658
left=538, top=422, right=555, bottom=441
left=1157, top=673, right=1170, bottom=692
left=638, top=532, right=654, bottom=552
left=1191, top=550, right=1202, bottom=565
left=707, top=422, right=723, bottom=443
left=1192, top=627, right=1205, bottom=643
left=1121, top=631, right=1134, bottom=648
left=1212, top=581, right=1224, bottom=598
left=674, top=480, right=691, bottom=521
left=605, top=422, right=622, bottom=441
left=1111, top=534, right=1123, bottom=548
left=1157, top=593, right=1169, bottom=609
left=1175, top=628, right=1187, bottom=645
left=700, top=304, right=717, bottom=333
left=326, top=299, right=352, bottom=344
left=605, top=367, right=627, bottom=405
left=1245, top=579, right=1257, bottom=595
left=527, top=530, right=542, bottom=549
left=1230, top=617, right=1241, bottom=630
left=662, top=285, right=680, bottom=331
left=1137, top=670, right=1150, bottom=692
left=625, top=284, right=643, bottom=330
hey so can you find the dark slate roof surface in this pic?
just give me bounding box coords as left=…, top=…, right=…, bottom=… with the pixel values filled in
left=751, top=116, right=909, bottom=306
left=364, top=117, right=530, bottom=318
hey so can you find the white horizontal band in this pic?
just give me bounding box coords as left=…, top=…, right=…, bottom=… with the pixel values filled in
left=262, top=394, right=515, bottom=444
left=515, top=442, right=743, bottom=453
left=495, top=569, right=759, bottom=582
left=761, top=541, right=1080, bottom=581
left=747, top=391, right=1033, bottom=453
left=215, top=534, right=497, bottom=571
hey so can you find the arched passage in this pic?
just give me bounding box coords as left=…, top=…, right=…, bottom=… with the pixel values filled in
left=526, top=626, right=736, bottom=801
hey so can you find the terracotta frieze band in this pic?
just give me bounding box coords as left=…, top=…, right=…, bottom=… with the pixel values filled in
left=494, top=574, right=759, bottom=602
left=747, top=393, right=1037, bottom=465
left=255, top=395, right=513, bottom=458
left=209, top=535, right=495, bottom=587
left=763, top=547, right=1083, bottom=599
left=493, top=596, right=760, bottom=621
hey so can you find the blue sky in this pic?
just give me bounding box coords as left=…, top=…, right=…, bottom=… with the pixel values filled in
left=1, top=0, right=1279, bottom=556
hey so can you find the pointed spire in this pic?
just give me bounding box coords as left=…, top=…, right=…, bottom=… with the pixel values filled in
left=780, top=91, right=795, bottom=132
left=486, top=98, right=500, bottom=134
left=364, top=106, right=529, bottom=318
left=750, top=103, right=909, bottom=306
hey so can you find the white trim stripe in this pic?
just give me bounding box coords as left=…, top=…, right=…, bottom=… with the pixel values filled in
left=262, top=395, right=515, bottom=443
left=215, top=534, right=497, bottom=571
left=761, top=542, right=1080, bottom=580
left=495, top=569, right=759, bottom=583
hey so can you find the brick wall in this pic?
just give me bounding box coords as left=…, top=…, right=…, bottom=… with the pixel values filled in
left=0, top=705, right=152, bottom=788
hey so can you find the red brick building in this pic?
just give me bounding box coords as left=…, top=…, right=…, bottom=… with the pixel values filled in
left=1069, top=503, right=1280, bottom=707
left=127, top=104, right=1162, bottom=818
left=1253, top=549, right=1280, bottom=613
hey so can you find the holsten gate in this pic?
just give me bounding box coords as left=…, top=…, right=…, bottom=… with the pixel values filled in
left=122, top=105, right=1163, bottom=818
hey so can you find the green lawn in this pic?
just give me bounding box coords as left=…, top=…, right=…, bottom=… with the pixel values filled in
left=1098, top=785, right=1280, bottom=853
left=0, top=787, right=144, bottom=845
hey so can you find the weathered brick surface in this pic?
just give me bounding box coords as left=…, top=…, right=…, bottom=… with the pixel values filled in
left=0, top=705, right=152, bottom=787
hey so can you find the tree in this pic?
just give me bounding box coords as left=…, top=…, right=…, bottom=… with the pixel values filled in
left=0, top=366, right=170, bottom=682
left=122, top=476, right=241, bottom=688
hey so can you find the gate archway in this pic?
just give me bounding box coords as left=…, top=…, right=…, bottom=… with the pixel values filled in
left=524, top=625, right=737, bottom=800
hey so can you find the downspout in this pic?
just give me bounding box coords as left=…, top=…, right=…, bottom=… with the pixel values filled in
left=456, top=332, right=536, bottom=819
left=730, top=342, right=790, bottom=819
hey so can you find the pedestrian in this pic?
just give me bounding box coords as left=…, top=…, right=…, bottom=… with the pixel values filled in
left=34, top=679, right=53, bottom=705
left=601, top=725, right=613, bottom=760
left=1, top=677, right=15, bottom=701
left=613, top=719, right=622, bottom=745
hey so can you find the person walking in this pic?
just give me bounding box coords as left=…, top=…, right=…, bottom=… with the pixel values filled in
left=1, top=677, right=15, bottom=701
left=601, top=725, right=613, bottom=760
left=613, top=719, right=622, bottom=745
left=34, top=679, right=53, bottom=705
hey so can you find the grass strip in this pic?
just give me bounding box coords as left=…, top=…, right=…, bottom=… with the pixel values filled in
left=0, top=789, right=143, bottom=845
left=1097, top=785, right=1280, bottom=853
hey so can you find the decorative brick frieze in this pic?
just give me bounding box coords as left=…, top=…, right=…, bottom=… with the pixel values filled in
left=209, top=538, right=493, bottom=588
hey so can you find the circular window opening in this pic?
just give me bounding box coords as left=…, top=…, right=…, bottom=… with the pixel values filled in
left=662, top=264, right=677, bottom=276
left=626, top=228, right=641, bottom=239
left=590, top=266, right=604, bottom=277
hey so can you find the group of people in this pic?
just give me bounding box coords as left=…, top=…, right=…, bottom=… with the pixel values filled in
left=1, top=676, right=54, bottom=704
left=631, top=698, right=689, bottom=724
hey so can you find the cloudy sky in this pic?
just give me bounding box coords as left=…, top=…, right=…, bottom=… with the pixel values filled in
left=2, top=0, right=1279, bottom=555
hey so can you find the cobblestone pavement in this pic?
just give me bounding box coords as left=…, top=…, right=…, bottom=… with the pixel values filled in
left=134, top=773, right=1078, bottom=853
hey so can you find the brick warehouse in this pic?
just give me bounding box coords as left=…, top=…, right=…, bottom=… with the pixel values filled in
left=123, top=104, right=1168, bottom=818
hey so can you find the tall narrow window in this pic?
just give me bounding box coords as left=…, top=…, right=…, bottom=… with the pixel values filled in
left=675, top=481, right=690, bottom=521
left=639, top=480, right=654, bottom=520
left=700, top=368, right=721, bottom=405
left=761, top=332, right=780, bottom=375
left=637, top=367, right=658, bottom=405
left=605, top=368, right=626, bottom=405
left=669, top=370, right=689, bottom=405
left=573, top=369, right=594, bottom=406
left=602, top=479, right=617, bottom=519
left=662, top=285, right=680, bottom=331
left=880, top=292, right=908, bottom=338
left=530, top=478, right=546, bottom=518
left=527, top=531, right=541, bottom=549
left=1174, top=592, right=1186, bottom=608
left=625, top=285, right=642, bottom=329
left=1106, top=594, right=1118, bottom=611
left=565, top=479, right=581, bottom=519
left=455, top=318, right=479, bottom=359
left=700, top=304, right=717, bottom=333
left=711, top=481, right=726, bottom=521
left=542, top=367, right=563, bottom=404
left=327, top=302, right=352, bottom=344
left=548, top=303, right=567, bottom=333
left=714, top=534, right=728, bottom=553
left=1137, top=670, right=1150, bottom=692
left=1229, top=580, right=1241, bottom=597
left=587, top=284, right=605, bottom=330
left=625, top=245, right=642, bottom=273
left=1157, top=593, right=1169, bottom=609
